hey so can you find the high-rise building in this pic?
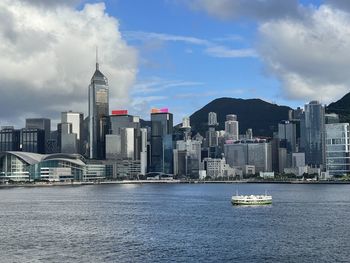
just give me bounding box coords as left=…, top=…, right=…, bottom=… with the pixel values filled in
left=61, top=112, right=83, bottom=153
left=278, top=120, right=297, bottom=171
left=21, top=128, right=45, bottom=154
left=300, top=101, right=325, bottom=167
left=105, top=111, right=148, bottom=178
left=150, top=108, right=173, bottom=174
left=173, top=139, right=201, bottom=178
left=278, top=121, right=297, bottom=153
left=0, top=127, right=20, bottom=152
left=88, top=60, right=109, bottom=159
left=325, top=123, right=350, bottom=176
left=208, top=112, right=218, bottom=126
left=106, top=111, right=141, bottom=160
left=225, top=114, right=239, bottom=141
left=207, top=112, right=219, bottom=148
left=59, top=122, right=78, bottom=154
left=25, top=118, right=51, bottom=153
left=224, top=140, right=272, bottom=173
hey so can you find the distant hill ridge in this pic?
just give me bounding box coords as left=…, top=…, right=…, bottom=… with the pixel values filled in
left=326, top=92, right=350, bottom=123
left=187, top=97, right=291, bottom=137
left=141, top=93, right=350, bottom=138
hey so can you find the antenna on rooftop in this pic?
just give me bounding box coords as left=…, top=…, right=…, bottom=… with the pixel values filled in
left=96, top=46, right=99, bottom=70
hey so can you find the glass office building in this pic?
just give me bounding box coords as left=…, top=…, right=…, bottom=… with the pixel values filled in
left=325, top=123, right=350, bottom=176
left=61, top=111, right=83, bottom=154
left=150, top=111, right=173, bottom=174
left=301, top=101, right=325, bottom=167
left=25, top=118, right=51, bottom=153
left=21, top=128, right=45, bottom=154
left=88, top=61, right=109, bottom=159
left=0, top=127, right=20, bottom=152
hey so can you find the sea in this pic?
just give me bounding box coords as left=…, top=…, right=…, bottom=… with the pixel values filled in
left=0, top=183, right=350, bottom=263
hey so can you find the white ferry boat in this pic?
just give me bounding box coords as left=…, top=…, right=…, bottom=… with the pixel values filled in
left=231, top=194, right=272, bottom=205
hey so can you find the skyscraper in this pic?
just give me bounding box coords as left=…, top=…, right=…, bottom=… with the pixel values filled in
left=208, top=112, right=219, bottom=147
left=25, top=118, right=51, bottom=153
left=325, top=123, right=350, bottom=176
left=150, top=108, right=173, bottom=174
left=300, top=101, right=325, bottom=167
left=225, top=114, right=239, bottom=141
left=278, top=120, right=297, bottom=170
left=61, top=111, right=83, bottom=154
left=88, top=59, right=109, bottom=159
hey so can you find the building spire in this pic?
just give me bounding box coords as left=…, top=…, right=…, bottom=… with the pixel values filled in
left=96, top=46, right=99, bottom=70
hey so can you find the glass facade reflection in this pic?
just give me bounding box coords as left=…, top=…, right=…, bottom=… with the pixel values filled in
left=150, top=112, right=173, bottom=174
left=326, top=123, right=350, bottom=176
left=0, top=128, right=20, bottom=152
left=21, top=128, right=45, bottom=154
left=88, top=62, right=109, bottom=159
left=301, top=101, right=325, bottom=167
left=0, top=152, right=86, bottom=182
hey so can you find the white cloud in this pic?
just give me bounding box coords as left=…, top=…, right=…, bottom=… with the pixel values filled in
left=205, top=46, right=257, bottom=58
left=131, top=77, right=204, bottom=95
left=124, top=31, right=256, bottom=58
left=0, top=0, right=137, bottom=126
left=124, top=31, right=209, bottom=46
left=258, top=5, right=350, bottom=103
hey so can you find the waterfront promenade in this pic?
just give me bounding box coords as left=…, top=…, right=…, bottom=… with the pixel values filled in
left=1, top=179, right=350, bottom=188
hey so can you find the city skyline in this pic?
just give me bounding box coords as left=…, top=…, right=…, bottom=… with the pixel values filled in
left=1, top=0, right=350, bottom=127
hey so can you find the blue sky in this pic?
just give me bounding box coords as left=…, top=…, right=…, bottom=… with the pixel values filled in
left=83, top=0, right=346, bottom=123
left=102, top=0, right=289, bottom=121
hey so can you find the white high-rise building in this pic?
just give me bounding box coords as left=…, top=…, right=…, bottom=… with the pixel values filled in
left=208, top=112, right=218, bottom=126
left=325, top=123, right=350, bottom=176
left=225, top=114, right=239, bottom=141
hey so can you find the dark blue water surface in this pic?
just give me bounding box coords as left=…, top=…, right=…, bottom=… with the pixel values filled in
left=1, top=183, right=350, bottom=262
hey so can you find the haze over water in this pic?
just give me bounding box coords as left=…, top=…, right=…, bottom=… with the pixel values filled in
left=1, top=184, right=349, bottom=262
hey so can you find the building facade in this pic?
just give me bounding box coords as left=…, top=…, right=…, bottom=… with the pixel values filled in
left=301, top=101, right=325, bottom=167
left=225, top=114, right=239, bottom=141
left=61, top=111, right=83, bottom=154
left=0, top=152, right=86, bottom=182
left=224, top=140, right=272, bottom=173
left=325, top=123, right=350, bottom=176
left=150, top=109, right=173, bottom=174
left=88, top=62, right=109, bottom=159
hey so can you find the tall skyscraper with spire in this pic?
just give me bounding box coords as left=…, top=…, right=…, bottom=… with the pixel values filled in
left=88, top=52, right=109, bottom=159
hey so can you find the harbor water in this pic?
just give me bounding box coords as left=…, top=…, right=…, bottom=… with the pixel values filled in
left=0, top=183, right=350, bottom=262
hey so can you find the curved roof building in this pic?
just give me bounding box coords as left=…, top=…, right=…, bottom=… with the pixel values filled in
left=0, top=151, right=87, bottom=182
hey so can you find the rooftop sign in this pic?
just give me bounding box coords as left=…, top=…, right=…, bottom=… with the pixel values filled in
left=151, top=108, right=169, bottom=114
left=111, top=110, right=128, bottom=115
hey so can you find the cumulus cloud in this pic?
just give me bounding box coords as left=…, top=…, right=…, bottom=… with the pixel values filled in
left=186, top=0, right=350, bottom=103
left=188, top=0, right=300, bottom=20
left=258, top=5, right=350, bottom=103
left=0, top=0, right=137, bottom=126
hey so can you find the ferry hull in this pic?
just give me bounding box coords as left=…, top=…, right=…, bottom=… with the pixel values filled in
left=231, top=200, right=272, bottom=205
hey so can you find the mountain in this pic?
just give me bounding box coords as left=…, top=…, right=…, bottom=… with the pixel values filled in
left=140, top=119, right=151, bottom=128
left=188, top=97, right=292, bottom=137
left=326, top=92, right=350, bottom=123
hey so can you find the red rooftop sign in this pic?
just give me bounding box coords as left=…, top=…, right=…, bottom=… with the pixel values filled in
left=112, top=110, right=128, bottom=115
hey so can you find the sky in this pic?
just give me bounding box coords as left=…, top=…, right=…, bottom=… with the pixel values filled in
left=1, top=0, right=350, bottom=127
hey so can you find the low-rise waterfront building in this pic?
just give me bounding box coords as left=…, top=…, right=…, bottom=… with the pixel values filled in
left=0, top=151, right=86, bottom=182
